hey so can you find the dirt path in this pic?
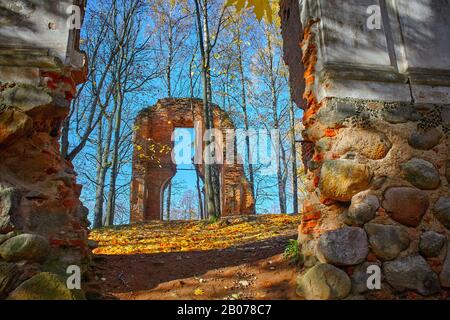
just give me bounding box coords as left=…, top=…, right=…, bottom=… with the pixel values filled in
left=85, top=234, right=301, bottom=300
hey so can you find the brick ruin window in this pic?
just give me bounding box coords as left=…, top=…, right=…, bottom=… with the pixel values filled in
left=130, top=98, right=255, bottom=222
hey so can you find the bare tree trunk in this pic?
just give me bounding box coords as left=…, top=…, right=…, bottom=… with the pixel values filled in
left=278, top=142, right=288, bottom=213
left=193, top=0, right=219, bottom=220
left=104, top=85, right=123, bottom=226
left=93, top=114, right=114, bottom=228
left=202, top=0, right=221, bottom=218
left=266, top=27, right=287, bottom=213
left=189, top=52, right=204, bottom=220
left=236, top=29, right=255, bottom=198
left=93, top=118, right=104, bottom=228
left=164, top=20, right=174, bottom=221
left=289, top=97, right=299, bottom=213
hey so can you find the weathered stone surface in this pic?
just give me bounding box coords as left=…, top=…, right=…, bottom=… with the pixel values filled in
left=344, top=294, right=366, bottom=300
left=433, top=197, right=450, bottom=229
left=0, top=85, right=53, bottom=111
left=350, top=262, right=381, bottom=294
left=0, top=110, right=32, bottom=146
left=0, top=262, right=22, bottom=299
left=0, top=234, right=49, bottom=263
left=401, top=158, right=440, bottom=190
left=440, top=247, right=450, bottom=288
left=419, top=231, right=446, bottom=258
left=0, top=231, right=16, bottom=245
left=279, top=0, right=450, bottom=300
left=319, top=160, right=373, bottom=202
left=7, top=272, right=78, bottom=300
left=365, top=223, right=410, bottom=261
left=316, top=227, right=368, bottom=266
left=380, top=104, right=418, bottom=124
left=371, top=176, right=387, bottom=190
left=87, top=240, right=99, bottom=250
left=442, top=107, right=450, bottom=128
left=332, top=128, right=392, bottom=160
left=446, top=160, right=450, bottom=183
left=383, top=255, right=441, bottom=296
left=315, top=100, right=358, bottom=127
left=0, top=67, right=39, bottom=85
left=0, top=187, right=21, bottom=233
left=297, top=263, right=351, bottom=300
left=344, top=191, right=379, bottom=225
left=0, top=216, right=13, bottom=234
left=0, top=0, right=90, bottom=287
left=382, top=187, right=429, bottom=227
left=408, top=128, right=443, bottom=150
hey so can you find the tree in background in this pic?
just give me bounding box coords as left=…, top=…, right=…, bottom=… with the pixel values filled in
left=249, top=3, right=290, bottom=213
left=192, top=0, right=227, bottom=220
left=148, top=0, right=193, bottom=220
left=68, top=0, right=161, bottom=227
left=66, top=0, right=302, bottom=227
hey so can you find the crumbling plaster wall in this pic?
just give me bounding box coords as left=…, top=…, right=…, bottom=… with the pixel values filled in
left=0, top=0, right=89, bottom=299
left=281, top=0, right=450, bottom=299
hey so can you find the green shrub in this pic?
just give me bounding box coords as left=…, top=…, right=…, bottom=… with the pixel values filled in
left=283, top=239, right=300, bottom=264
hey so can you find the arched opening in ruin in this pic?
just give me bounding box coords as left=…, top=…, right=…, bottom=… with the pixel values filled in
left=130, top=98, right=255, bottom=222
left=160, top=127, right=205, bottom=221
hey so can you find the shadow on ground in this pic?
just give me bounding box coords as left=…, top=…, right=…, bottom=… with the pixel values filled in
left=84, top=233, right=301, bottom=300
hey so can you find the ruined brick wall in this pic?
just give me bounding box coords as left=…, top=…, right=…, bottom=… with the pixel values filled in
left=130, top=98, right=255, bottom=222
left=0, top=1, right=89, bottom=299
left=280, top=0, right=450, bottom=299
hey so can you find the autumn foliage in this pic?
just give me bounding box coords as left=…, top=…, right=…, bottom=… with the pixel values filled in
left=90, top=214, right=300, bottom=255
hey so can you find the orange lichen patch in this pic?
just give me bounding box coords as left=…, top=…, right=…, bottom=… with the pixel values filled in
left=301, top=19, right=321, bottom=70
left=331, top=153, right=340, bottom=160
left=303, top=47, right=317, bottom=86
left=302, top=98, right=322, bottom=123
left=313, top=175, right=320, bottom=187
left=303, top=212, right=321, bottom=222
left=301, top=103, right=320, bottom=123
left=300, top=18, right=321, bottom=125
left=320, top=198, right=334, bottom=206
left=312, top=152, right=323, bottom=162
left=324, top=128, right=338, bottom=137
left=301, top=220, right=318, bottom=235
left=302, top=200, right=320, bottom=213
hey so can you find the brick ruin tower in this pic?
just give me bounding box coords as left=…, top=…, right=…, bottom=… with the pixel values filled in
left=280, top=0, right=450, bottom=299
left=130, top=98, right=255, bottom=222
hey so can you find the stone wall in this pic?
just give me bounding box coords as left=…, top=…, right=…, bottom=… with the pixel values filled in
left=0, top=0, right=89, bottom=299
left=131, top=98, right=255, bottom=222
left=280, top=0, right=450, bottom=299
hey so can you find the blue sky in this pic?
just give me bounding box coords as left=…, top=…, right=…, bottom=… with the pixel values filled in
left=74, top=0, right=302, bottom=224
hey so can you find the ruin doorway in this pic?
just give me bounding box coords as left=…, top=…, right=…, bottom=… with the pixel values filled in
left=161, top=127, right=205, bottom=221
left=130, top=98, right=255, bottom=222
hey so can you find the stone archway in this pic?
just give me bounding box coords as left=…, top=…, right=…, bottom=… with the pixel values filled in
left=130, top=98, right=255, bottom=222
